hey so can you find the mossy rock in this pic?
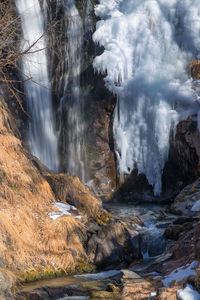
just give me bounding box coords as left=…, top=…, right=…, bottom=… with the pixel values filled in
left=19, top=267, right=65, bottom=283
left=90, top=290, right=118, bottom=299
left=76, top=259, right=95, bottom=274
left=106, top=283, right=120, bottom=294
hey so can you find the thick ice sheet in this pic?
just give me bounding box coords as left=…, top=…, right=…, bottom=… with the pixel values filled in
left=93, top=0, right=200, bottom=195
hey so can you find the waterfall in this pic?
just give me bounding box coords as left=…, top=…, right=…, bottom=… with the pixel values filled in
left=93, top=0, right=200, bottom=195
left=15, top=0, right=59, bottom=171
left=56, top=0, right=86, bottom=182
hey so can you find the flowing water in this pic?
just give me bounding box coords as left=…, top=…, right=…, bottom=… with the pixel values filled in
left=104, top=203, right=175, bottom=258
left=56, top=0, right=87, bottom=182
left=93, top=0, right=200, bottom=195
left=15, top=0, right=59, bottom=171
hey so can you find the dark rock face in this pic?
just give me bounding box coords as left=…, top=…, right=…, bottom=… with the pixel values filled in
left=169, top=178, right=200, bottom=216
left=162, top=117, right=200, bottom=196
left=87, top=219, right=141, bottom=268
left=46, top=0, right=117, bottom=200
left=164, top=223, right=193, bottom=241
left=112, top=170, right=154, bottom=203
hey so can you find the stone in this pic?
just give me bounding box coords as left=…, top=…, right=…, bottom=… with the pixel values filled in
left=170, top=178, right=200, bottom=216
left=164, top=223, right=193, bottom=241
left=121, top=278, right=154, bottom=300
left=121, top=270, right=143, bottom=281
left=87, top=220, right=141, bottom=267
left=90, top=290, right=117, bottom=299
left=173, top=217, right=199, bottom=225
left=189, top=59, right=200, bottom=80
left=106, top=283, right=120, bottom=294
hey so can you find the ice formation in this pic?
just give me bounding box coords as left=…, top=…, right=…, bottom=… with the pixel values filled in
left=93, top=0, right=200, bottom=195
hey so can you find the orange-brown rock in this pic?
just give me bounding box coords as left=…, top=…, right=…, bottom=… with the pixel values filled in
left=156, top=287, right=177, bottom=300
left=189, top=59, right=200, bottom=80
left=120, top=270, right=155, bottom=300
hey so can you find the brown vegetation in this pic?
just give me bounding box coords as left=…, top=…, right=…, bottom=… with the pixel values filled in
left=45, top=174, right=102, bottom=218
left=189, top=59, right=200, bottom=80
left=0, top=99, right=101, bottom=282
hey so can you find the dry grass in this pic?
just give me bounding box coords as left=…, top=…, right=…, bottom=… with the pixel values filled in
left=0, top=101, right=89, bottom=278
left=45, top=174, right=102, bottom=217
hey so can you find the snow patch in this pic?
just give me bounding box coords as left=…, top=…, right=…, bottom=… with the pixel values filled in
left=53, top=202, right=77, bottom=212
left=49, top=202, right=77, bottom=220
left=148, top=291, right=157, bottom=299
left=177, top=284, right=200, bottom=300
left=162, top=261, right=198, bottom=287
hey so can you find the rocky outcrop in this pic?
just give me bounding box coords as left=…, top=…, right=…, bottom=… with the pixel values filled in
left=87, top=219, right=141, bottom=267
left=162, top=117, right=200, bottom=196
left=170, top=178, right=200, bottom=215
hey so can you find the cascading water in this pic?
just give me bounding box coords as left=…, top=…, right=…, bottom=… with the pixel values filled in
left=56, top=0, right=87, bottom=182
left=93, top=0, right=200, bottom=195
left=15, top=0, right=59, bottom=171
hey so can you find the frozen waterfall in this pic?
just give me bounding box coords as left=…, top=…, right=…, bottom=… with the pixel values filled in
left=93, top=0, right=200, bottom=195
left=15, top=0, right=59, bottom=171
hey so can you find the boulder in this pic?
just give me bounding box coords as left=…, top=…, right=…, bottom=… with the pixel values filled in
left=44, top=173, right=102, bottom=217
left=87, top=220, right=141, bottom=267
left=164, top=223, right=193, bottom=241
left=170, top=178, right=200, bottom=216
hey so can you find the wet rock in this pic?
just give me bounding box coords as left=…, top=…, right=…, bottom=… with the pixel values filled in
left=121, top=270, right=142, bottom=281
left=170, top=178, right=200, bottom=216
left=173, top=217, right=199, bottom=225
left=112, top=170, right=154, bottom=203
left=193, top=223, right=200, bottom=259
left=106, top=283, right=120, bottom=294
left=16, top=290, right=51, bottom=300
left=164, top=223, right=193, bottom=241
left=90, top=290, right=117, bottom=299
left=163, top=117, right=200, bottom=197
left=87, top=220, right=141, bottom=267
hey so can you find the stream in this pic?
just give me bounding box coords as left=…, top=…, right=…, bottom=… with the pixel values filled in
left=15, top=203, right=176, bottom=299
